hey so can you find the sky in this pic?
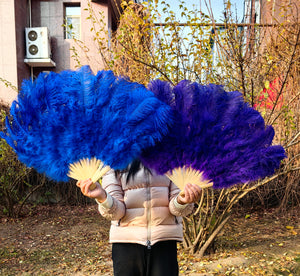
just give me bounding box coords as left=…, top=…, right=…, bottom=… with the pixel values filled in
left=157, top=0, right=245, bottom=23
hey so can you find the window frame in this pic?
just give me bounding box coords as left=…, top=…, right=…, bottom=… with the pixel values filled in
left=64, top=3, right=81, bottom=40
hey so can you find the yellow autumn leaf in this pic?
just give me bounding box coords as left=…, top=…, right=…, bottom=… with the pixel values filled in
left=264, top=80, right=270, bottom=89
left=286, top=225, right=294, bottom=230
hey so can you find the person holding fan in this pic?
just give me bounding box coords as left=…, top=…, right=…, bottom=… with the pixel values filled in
left=77, top=159, right=202, bottom=276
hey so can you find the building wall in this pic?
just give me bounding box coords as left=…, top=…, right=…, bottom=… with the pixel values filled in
left=0, top=0, right=18, bottom=104
left=31, top=0, right=110, bottom=75
left=256, top=0, right=299, bottom=51
left=260, top=0, right=300, bottom=24
left=0, top=0, right=111, bottom=105
left=15, top=0, right=31, bottom=91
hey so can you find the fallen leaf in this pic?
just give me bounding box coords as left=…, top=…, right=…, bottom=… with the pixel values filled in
left=286, top=226, right=294, bottom=230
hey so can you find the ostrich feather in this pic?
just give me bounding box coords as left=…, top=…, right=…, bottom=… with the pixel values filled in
left=0, top=66, right=173, bottom=182
left=141, top=79, right=286, bottom=190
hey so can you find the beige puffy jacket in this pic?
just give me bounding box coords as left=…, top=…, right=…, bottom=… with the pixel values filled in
left=97, top=168, right=194, bottom=247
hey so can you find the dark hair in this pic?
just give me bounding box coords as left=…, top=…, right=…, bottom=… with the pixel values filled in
left=115, top=159, right=151, bottom=184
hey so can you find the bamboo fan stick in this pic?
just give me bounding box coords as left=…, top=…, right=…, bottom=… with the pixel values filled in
left=166, top=166, right=213, bottom=196
left=68, top=157, right=110, bottom=190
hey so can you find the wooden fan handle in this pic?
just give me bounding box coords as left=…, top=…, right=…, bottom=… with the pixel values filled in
left=179, top=182, right=212, bottom=198
left=90, top=182, right=97, bottom=191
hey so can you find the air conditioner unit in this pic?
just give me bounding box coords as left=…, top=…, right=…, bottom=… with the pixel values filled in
left=25, top=27, right=51, bottom=59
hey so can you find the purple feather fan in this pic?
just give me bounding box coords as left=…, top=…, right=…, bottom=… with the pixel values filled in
left=0, top=66, right=173, bottom=182
left=140, top=79, right=286, bottom=190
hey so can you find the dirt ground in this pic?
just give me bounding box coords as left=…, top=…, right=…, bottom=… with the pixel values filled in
left=0, top=204, right=299, bottom=276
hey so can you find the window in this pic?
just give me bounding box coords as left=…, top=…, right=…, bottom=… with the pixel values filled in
left=64, top=5, right=81, bottom=39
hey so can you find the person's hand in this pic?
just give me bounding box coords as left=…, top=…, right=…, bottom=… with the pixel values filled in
left=76, top=179, right=107, bottom=203
left=177, top=183, right=202, bottom=204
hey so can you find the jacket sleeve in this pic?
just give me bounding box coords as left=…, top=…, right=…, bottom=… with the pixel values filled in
left=168, top=181, right=194, bottom=217
left=96, top=169, right=126, bottom=221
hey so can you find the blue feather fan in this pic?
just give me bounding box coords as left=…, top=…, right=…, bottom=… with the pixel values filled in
left=140, top=80, right=286, bottom=189
left=0, top=66, right=173, bottom=182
